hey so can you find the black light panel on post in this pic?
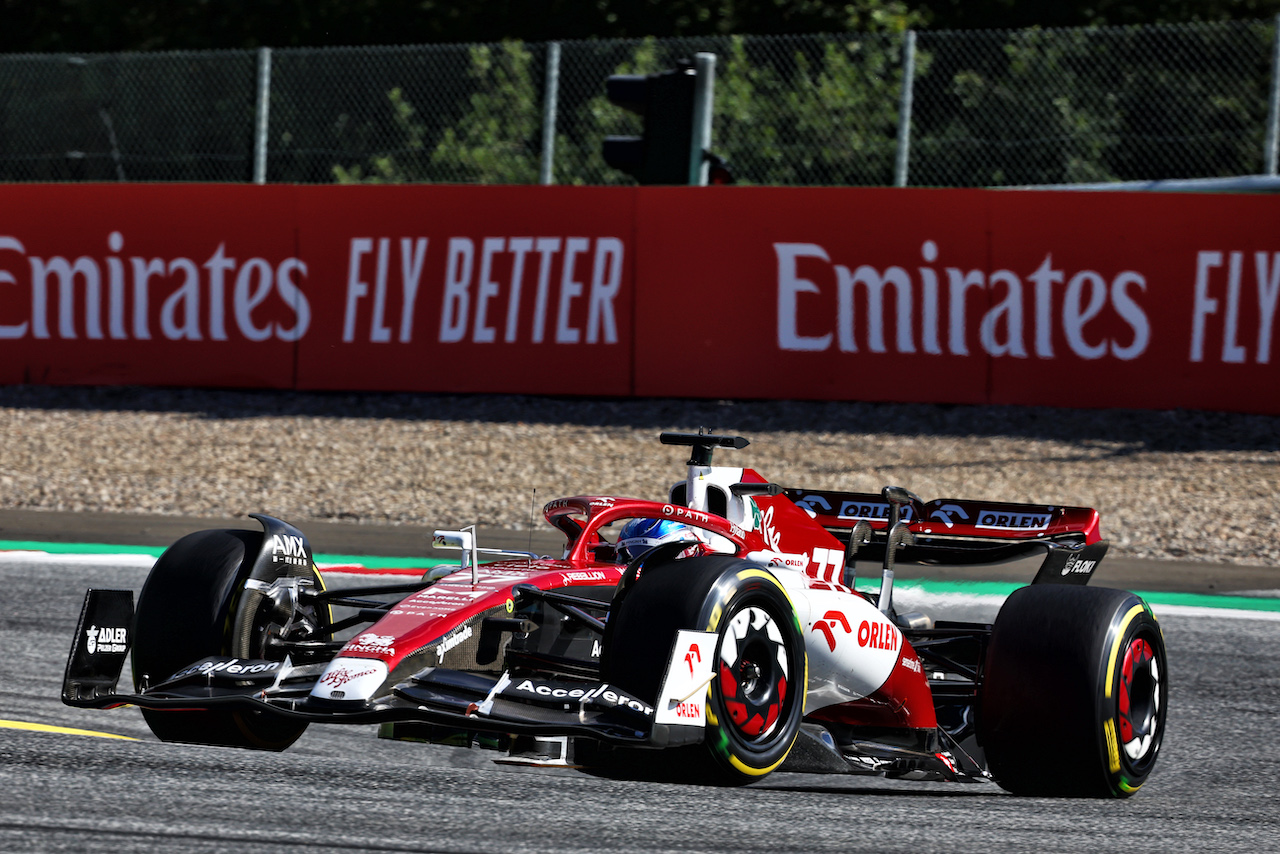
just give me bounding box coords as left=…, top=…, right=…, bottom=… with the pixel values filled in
left=602, top=64, right=697, bottom=185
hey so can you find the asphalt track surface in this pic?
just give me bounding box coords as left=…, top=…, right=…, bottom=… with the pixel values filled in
left=2, top=541, right=1278, bottom=854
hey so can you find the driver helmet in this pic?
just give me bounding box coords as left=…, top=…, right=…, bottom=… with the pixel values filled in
left=616, top=517, right=704, bottom=561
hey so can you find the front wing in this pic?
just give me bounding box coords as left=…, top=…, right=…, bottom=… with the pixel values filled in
left=63, top=589, right=709, bottom=749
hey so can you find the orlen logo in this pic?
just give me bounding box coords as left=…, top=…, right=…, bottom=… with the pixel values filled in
left=857, top=619, right=899, bottom=652
left=674, top=700, right=703, bottom=719
left=838, top=501, right=915, bottom=523
left=812, top=610, right=851, bottom=652
left=976, top=510, right=1051, bottom=531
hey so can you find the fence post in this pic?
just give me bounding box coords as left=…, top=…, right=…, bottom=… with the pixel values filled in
left=253, top=47, right=272, bottom=185
left=1266, top=15, right=1280, bottom=176
left=540, top=42, right=561, bottom=186
left=893, top=30, right=917, bottom=188
left=98, top=108, right=126, bottom=182
left=689, top=52, right=717, bottom=186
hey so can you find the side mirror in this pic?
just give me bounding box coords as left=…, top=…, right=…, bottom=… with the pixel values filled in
left=432, top=527, right=479, bottom=583
left=432, top=530, right=475, bottom=551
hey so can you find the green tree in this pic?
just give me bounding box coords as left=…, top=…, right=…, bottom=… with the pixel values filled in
left=908, top=20, right=1274, bottom=186
left=333, top=42, right=544, bottom=184
left=430, top=42, right=543, bottom=184
left=915, top=29, right=1122, bottom=186
left=331, top=87, right=428, bottom=183
left=708, top=34, right=912, bottom=185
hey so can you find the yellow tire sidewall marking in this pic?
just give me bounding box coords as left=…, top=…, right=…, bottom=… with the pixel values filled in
left=1105, top=604, right=1147, bottom=700
left=704, top=567, right=806, bottom=777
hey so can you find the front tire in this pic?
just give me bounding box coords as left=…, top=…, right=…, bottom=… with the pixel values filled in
left=978, top=585, right=1168, bottom=797
left=601, top=555, right=807, bottom=784
left=132, top=528, right=327, bottom=751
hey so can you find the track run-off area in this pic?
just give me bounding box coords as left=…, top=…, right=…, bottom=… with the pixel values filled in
left=1, top=544, right=1277, bottom=853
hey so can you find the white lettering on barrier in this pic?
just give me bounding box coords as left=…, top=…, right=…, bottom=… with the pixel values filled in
left=345, top=237, right=429, bottom=344
left=1, top=230, right=625, bottom=350
left=776, top=243, right=832, bottom=352
left=439, top=237, right=473, bottom=344
left=0, top=236, right=28, bottom=339
left=0, top=232, right=310, bottom=343
left=775, top=240, right=1153, bottom=363
left=1191, top=250, right=1280, bottom=365
left=556, top=237, right=588, bottom=344
left=434, top=236, right=623, bottom=346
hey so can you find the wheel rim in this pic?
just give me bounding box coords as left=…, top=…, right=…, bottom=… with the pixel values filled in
left=1117, top=634, right=1161, bottom=765
left=233, top=571, right=330, bottom=664
left=718, top=605, right=791, bottom=743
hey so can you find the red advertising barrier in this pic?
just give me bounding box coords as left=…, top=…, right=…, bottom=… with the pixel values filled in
left=634, top=187, right=1280, bottom=412
left=292, top=185, right=635, bottom=395
left=0, top=183, right=1276, bottom=413
left=0, top=185, right=302, bottom=388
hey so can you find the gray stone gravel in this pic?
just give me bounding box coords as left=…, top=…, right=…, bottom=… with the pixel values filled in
left=1, top=386, right=1276, bottom=566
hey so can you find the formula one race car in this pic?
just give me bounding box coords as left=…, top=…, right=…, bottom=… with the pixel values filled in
left=63, top=432, right=1167, bottom=798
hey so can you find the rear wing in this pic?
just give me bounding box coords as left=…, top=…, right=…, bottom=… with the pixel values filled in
left=654, top=432, right=1105, bottom=589
left=784, top=487, right=1107, bottom=586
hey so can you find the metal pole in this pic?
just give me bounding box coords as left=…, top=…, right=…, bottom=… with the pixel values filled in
left=540, top=42, right=561, bottom=185
left=98, top=108, right=126, bottom=181
left=1265, top=15, right=1280, bottom=176
left=893, top=30, right=917, bottom=188
left=689, top=52, right=716, bottom=186
left=253, top=47, right=272, bottom=185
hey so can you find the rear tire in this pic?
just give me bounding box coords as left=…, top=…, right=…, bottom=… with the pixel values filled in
left=132, top=528, right=327, bottom=751
left=978, top=585, right=1167, bottom=797
left=600, top=555, right=807, bottom=784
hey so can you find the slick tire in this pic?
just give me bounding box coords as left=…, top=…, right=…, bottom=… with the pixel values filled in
left=600, top=555, right=807, bottom=785
left=132, top=528, right=324, bottom=751
left=978, top=585, right=1167, bottom=798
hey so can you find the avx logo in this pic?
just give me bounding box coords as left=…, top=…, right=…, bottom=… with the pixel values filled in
left=812, top=610, right=851, bottom=652
left=271, top=534, right=309, bottom=566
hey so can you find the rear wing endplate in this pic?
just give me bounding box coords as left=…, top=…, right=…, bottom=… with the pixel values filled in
left=1030, top=540, right=1108, bottom=585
